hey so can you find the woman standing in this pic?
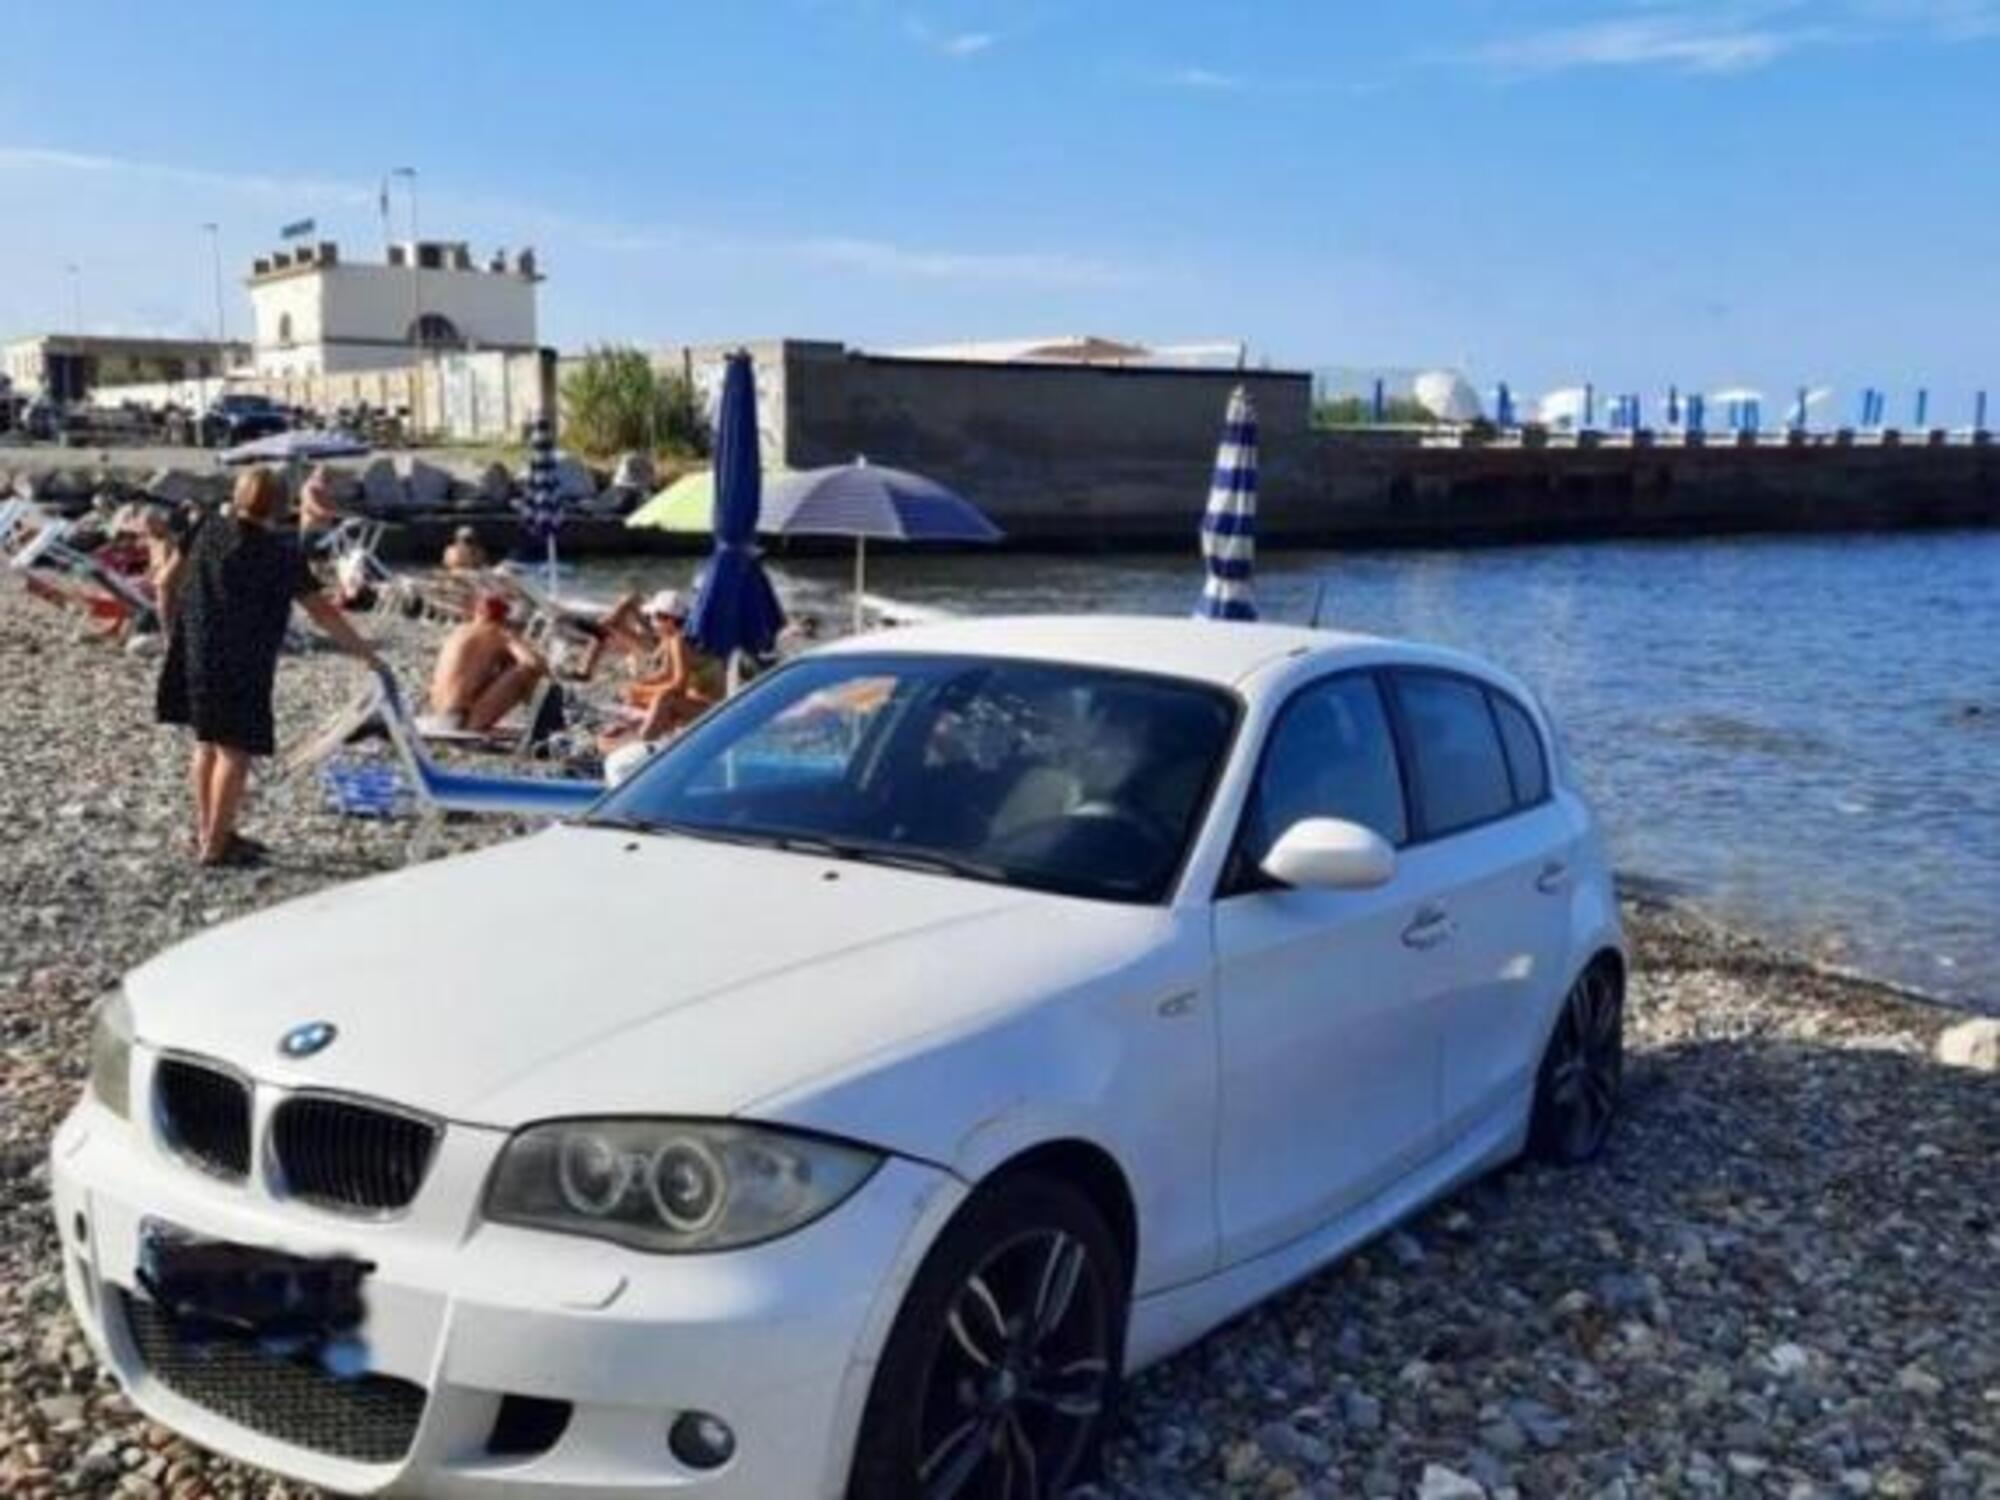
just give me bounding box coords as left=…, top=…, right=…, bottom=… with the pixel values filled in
left=156, top=467, right=379, bottom=867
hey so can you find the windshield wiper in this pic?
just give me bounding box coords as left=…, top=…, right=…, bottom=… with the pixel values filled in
left=798, top=836, right=1012, bottom=885
left=576, top=813, right=669, bottom=836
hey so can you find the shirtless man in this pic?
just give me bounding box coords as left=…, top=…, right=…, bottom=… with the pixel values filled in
left=428, top=596, right=548, bottom=732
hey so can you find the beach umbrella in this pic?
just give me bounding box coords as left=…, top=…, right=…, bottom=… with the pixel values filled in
left=1915, top=388, right=1930, bottom=429
left=625, top=464, right=793, bottom=533
left=1666, top=386, right=1682, bottom=427
left=683, top=353, right=785, bottom=672
left=1976, top=391, right=1989, bottom=433
left=519, top=416, right=563, bottom=593
left=764, top=458, right=1002, bottom=629
left=220, top=429, right=369, bottom=466
left=1194, top=385, right=1257, bottom=622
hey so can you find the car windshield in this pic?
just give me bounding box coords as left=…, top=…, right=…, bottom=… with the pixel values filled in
left=588, top=652, right=1238, bottom=904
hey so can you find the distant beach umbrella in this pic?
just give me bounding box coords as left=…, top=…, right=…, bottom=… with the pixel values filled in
left=1687, top=393, right=1706, bottom=433
left=1194, top=385, right=1257, bottom=622
left=1666, top=386, right=1681, bottom=427
left=1977, top=391, right=1989, bottom=433
left=764, top=457, right=1002, bottom=629
left=1915, top=388, right=1930, bottom=428
left=519, top=416, right=563, bottom=592
left=1370, top=378, right=1386, bottom=424
left=684, top=352, right=785, bottom=669
left=1495, top=382, right=1515, bottom=426
left=1583, top=383, right=1596, bottom=428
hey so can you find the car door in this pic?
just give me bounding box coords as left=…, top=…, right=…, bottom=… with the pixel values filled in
left=1386, top=671, right=1572, bottom=1144
left=1211, top=671, right=1451, bottom=1267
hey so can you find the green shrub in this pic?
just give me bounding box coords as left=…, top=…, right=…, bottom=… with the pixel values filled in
left=1311, top=395, right=1438, bottom=428
left=560, top=347, right=709, bottom=458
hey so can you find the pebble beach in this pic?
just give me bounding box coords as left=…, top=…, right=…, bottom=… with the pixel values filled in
left=0, top=583, right=1994, bottom=1499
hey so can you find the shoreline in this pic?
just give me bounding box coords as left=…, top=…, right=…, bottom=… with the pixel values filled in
left=1, top=583, right=1994, bottom=1496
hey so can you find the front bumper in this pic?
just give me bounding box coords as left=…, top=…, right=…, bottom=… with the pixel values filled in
left=50, top=1095, right=963, bottom=1497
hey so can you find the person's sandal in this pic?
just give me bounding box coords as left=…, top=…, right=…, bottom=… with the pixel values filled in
left=199, top=838, right=266, bottom=870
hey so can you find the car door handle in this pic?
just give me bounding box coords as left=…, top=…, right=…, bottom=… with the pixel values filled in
left=1535, top=861, right=1569, bottom=895
left=1401, top=904, right=1453, bottom=949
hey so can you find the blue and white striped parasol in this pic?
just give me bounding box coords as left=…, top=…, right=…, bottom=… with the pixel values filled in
left=519, top=416, right=563, bottom=591
left=1194, top=385, right=1257, bottom=622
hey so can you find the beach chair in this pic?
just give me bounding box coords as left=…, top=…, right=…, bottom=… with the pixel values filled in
left=286, top=662, right=604, bottom=858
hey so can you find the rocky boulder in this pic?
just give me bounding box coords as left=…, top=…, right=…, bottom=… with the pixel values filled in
left=395, top=456, right=453, bottom=510
left=611, top=451, right=655, bottom=492
left=1936, top=1018, right=1999, bottom=1072
left=358, top=457, right=404, bottom=510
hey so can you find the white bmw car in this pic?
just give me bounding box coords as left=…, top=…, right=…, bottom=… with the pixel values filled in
left=52, top=615, right=1624, bottom=1499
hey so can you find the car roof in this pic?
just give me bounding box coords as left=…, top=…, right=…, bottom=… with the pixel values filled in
left=814, top=613, right=1393, bottom=689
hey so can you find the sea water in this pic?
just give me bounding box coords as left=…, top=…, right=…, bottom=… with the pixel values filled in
left=580, top=529, right=2000, bottom=1009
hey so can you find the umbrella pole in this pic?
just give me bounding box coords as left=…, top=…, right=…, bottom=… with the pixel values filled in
left=545, top=535, right=557, bottom=599
left=852, top=535, right=867, bottom=633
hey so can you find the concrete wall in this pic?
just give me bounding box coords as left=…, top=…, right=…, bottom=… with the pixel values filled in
left=91, top=349, right=555, bottom=442
left=776, top=341, right=1309, bottom=539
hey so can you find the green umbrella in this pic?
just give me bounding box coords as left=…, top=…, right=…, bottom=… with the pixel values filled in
left=626, top=465, right=792, bottom=533
left=625, top=469, right=716, bottom=533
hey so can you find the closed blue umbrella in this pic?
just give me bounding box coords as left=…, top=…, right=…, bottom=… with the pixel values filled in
left=685, top=353, right=785, bottom=667
left=1194, top=385, right=1257, bottom=621
left=763, top=458, right=1001, bottom=627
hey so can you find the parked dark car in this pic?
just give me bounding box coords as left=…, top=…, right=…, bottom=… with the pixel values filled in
left=197, top=393, right=290, bottom=449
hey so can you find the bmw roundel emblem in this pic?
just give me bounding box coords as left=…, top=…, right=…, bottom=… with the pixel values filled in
left=279, top=1021, right=338, bottom=1059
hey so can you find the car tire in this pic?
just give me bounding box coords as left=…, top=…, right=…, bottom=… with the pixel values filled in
left=1528, top=958, right=1624, bottom=1165
left=848, top=1172, right=1127, bottom=1500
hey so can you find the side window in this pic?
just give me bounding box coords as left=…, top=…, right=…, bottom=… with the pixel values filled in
left=1490, top=692, right=1550, bottom=807
left=1391, top=672, right=1515, bottom=837
left=1241, top=674, right=1408, bottom=866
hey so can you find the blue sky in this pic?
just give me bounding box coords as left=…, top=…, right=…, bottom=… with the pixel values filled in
left=2, top=0, right=1995, bottom=413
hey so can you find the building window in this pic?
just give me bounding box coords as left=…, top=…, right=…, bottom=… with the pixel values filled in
left=278, top=313, right=294, bottom=347
left=409, top=313, right=464, bottom=349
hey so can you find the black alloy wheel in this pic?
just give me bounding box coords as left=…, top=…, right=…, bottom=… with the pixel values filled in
left=1531, top=960, right=1624, bottom=1163
left=850, top=1174, right=1126, bottom=1500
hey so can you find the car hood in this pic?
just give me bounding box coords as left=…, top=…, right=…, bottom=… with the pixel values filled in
left=126, top=825, right=1118, bottom=1127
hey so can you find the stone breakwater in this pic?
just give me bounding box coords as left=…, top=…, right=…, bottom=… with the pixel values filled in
left=0, top=587, right=1995, bottom=1498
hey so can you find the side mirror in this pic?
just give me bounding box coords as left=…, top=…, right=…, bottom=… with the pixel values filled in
left=1260, top=817, right=1396, bottom=891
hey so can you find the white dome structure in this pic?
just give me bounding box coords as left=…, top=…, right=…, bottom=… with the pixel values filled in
left=1537, top=386, right=1591, bottom=429
left=1412, top=369, right=1483, bottom=422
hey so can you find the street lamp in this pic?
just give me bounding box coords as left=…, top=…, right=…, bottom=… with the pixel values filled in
left=391, top=166, right=420, bottom=437
left=201, top=223, right=224, bottom=409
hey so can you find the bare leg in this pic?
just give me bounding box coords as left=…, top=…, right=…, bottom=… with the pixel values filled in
left=201, top=749, right=252, bottom=861
left=190, top=743, right=215, bottom=850
left=465, top=663, right=545, bottom=733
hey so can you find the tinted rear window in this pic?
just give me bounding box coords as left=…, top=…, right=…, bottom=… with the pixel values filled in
left=1392, top=673, right=1515, bottom=837
left=1491, top=693, right=1550, bottom=806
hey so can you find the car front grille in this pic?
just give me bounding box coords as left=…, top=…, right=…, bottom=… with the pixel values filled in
left=271, top=1095, right=439, bottom=1213
left=121, top=1292, right=425, bottom=1463
left=154, top=1058, right=252, bottom=1180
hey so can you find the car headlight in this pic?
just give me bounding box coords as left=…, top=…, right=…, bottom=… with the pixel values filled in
left=88, top=990, right=134, bottom=1120
left=484, top=1120, right=882, bottom=1253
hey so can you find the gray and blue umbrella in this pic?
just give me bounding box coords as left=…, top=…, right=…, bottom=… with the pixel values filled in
left=221, top=429, right=369, bottom=466
left=1194, top=386, right=1257, bottom=621
left=519, top=416, right=563, bottom=590
left=764, top=458, right=1002, bottom=628
left=684, top=352, right=785, bottom=665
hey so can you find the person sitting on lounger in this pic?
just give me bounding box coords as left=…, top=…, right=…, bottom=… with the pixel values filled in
left=442, top=526, right=490, bottom=573
left=429, top=595, right=548, bottom=733
left=598, top=590, right=720, bottom=747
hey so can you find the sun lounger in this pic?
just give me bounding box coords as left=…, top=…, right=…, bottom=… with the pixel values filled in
left=286, top=663, right=603, bottom=854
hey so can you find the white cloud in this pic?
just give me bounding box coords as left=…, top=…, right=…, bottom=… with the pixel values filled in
left=903, top=15, right=997, bottom=58
left=792, top=236, right=1130, bottom=286
left=1463, top=16, right=1794, bottom=74
left=1458, top=0, right=2000, bottom=77
left=1153, top=66, right=1246, bottom=91
left=0, top=145, right=376, bottom=207
left=0, top=142, right=1138, bottom=291
left=937, top=29, right=995, bottom=56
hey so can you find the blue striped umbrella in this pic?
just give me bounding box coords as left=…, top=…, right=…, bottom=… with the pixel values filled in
left=762, top=458, right=1002, bottom=629
left=519, top=416, right=563, bottom=591
left=1195, top=386, right=1257, bottom=622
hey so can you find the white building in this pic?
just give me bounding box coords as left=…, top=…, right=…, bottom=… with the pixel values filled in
left=246, top=239, right=540, bottom=376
